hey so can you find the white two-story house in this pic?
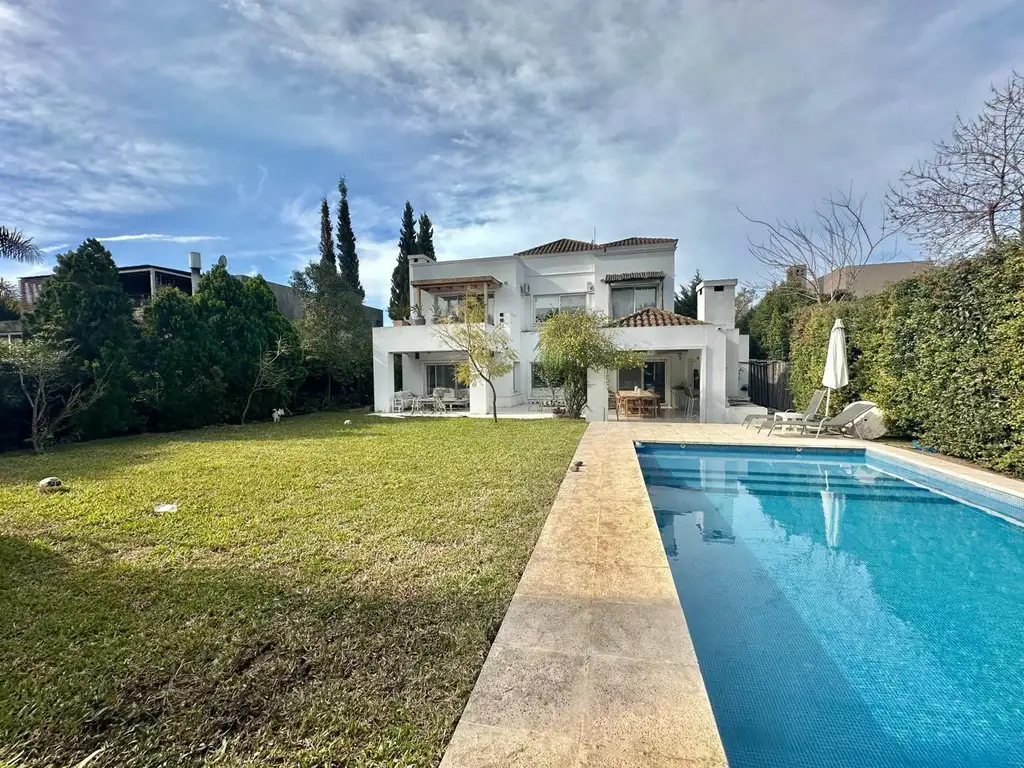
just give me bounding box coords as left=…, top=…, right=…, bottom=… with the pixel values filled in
left=371, top=237, right=762, bottom=422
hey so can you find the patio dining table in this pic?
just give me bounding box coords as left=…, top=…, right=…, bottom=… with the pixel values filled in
left=616, top=390, right=660, bottom=419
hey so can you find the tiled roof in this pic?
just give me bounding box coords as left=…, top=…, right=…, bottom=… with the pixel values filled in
left=600, top=237, right=677, bottom=248
left=603, top=270, right=665, bottom=283
left=608, top=307, right=708, bottom=328
left=515, top=236, right=678, bottom=256
left=515, top=238, right=596, bottom=256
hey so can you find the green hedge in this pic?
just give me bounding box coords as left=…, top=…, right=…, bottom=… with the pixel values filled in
left=788, top=241, right=1024, bottom=476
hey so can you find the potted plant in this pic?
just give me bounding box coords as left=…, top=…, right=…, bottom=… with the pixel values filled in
left=411, top=305, right=426, bottom=326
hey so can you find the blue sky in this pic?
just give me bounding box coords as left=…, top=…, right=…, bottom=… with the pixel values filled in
left=2, top=0, right=1022, bottom=312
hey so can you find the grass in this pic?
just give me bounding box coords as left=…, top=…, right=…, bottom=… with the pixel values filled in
left=0, top=412, right=586, bottom=767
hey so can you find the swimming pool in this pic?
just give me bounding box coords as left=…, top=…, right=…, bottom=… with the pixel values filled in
left=637, top=443, right=1024, bottom=768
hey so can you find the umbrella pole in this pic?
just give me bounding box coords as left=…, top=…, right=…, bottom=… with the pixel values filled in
left=824, top=389, right=832, bottom=419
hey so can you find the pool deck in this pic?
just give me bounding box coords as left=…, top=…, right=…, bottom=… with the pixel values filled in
left=440, top=423, right=1024, bottom=767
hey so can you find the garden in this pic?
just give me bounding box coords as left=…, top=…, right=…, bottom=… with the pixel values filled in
left=0, top=413, right=586, bottom=766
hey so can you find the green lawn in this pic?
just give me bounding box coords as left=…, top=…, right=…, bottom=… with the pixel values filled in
left=0, top=413, right=586, bottom=767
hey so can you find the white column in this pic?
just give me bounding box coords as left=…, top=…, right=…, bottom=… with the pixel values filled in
left=373, top=349, right=395, bottom=412
left=469, top=379, right=489, bottom=415
left=401, top=354, right=424, bottom=395
left=585, top=368, right=608, bottom=422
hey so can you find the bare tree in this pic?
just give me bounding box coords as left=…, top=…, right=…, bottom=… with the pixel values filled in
left=740, top=187, right=900, bottom=302
left=1, top=340, right=106, bottom=453
left=889, top=71, right=1024, bottom=259
left=241, top=337, right=291, bottom=425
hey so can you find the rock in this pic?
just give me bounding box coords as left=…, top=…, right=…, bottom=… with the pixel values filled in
left=37, top=477, right=63, bottom=494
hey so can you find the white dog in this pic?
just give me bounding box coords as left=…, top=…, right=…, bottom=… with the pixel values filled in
left=271, top=408, right=287, bottom=423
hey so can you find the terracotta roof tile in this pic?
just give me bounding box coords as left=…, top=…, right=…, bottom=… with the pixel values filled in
left=608, top=307, right=708, bottom=328
left=515, top=236, right=678, bottom=256
left=600, top=237, right=678, bottom=248
left=515, top=238, right=596, bottom=256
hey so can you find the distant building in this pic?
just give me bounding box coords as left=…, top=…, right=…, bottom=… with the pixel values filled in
left=0, top=320, right=22, bottom=344
left=786, top=261, right=934, bottom=299
left=18, top=252, right=383, bottom=324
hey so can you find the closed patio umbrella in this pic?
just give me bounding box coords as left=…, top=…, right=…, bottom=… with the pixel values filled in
left=820, top=470, right=845, bottom=548
left=822, top=318, right=849, bottom=417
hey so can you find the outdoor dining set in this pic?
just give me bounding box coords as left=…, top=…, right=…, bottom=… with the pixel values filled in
left=391, top=388, right=470, bottom=414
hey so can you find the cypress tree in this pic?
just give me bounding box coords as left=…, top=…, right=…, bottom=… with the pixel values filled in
left=416, top=212, right=436, bottom=262
left=336, top=176, right=364, bottom=299
left=319, top=197, right=336, bottom=269
left=388, top=201, right=417, bottom=321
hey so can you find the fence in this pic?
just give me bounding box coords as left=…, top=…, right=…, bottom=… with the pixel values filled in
left=747, top=359, right=794, bottom=412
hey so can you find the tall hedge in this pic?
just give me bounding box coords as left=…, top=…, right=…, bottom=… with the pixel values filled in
left=788, top=242, right=1024, bottom=476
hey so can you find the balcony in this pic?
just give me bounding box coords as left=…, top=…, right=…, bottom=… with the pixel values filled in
left=410, top=275, right=499, bottom=327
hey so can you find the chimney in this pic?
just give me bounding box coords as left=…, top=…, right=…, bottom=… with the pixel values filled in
left=189, top=252, right=201, bottom=294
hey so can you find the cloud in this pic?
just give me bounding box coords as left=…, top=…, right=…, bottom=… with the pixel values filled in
left=4, top=0, right=1023, bottom=296
left=209, top=0, right=1022, bottom=282
left=98, top=234, right=228, bottom=244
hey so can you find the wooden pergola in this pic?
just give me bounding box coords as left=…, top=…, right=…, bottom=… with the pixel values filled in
left=410, top=275, right=502, bottom=311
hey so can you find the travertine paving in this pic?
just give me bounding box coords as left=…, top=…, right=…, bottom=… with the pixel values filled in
left=440, top=422, right=1024, bottom=767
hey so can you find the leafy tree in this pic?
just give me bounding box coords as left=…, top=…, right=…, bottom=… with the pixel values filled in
left=292, top=260, right=371, bottom=406
left=0, top=278, right=19, bottom=321
left=745, top=285, right=811, bottom=359
left=319, top=197, right=336, bottom=269
left=336, top=176, right=364, bottom=299
left=0, top=339, right=106, bottom=453
left=416, top=212, right=436, bottom=262
left=535, top=310, right=645, bottom=418
left=388, top=202, right=417, bottom=321
left=137, top=287, right=226, bottom=431
left=734, top=285, right=758, bottom=333
left=432, top=297, right=517, bottom=423
left=195, top=265, right=301, bottom=421
left=0, top=226, right=42, bottom=263
left=673, top=270, right=701, bottom=318
left=25, top=239, right=140, bottom=437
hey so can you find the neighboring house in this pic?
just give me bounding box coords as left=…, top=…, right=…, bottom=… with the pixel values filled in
left=371, top=237, right=761, bottom=423
left=787, top=261, right=934, bottom=299
left=19, top=252, right=384, bottom=325
left=0, top=320, right=22, bottom=344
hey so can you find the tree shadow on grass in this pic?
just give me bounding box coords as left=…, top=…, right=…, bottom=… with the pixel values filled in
left=0, top=535, right=505, bottom=768
left=0, top=413, right=392, bottom=487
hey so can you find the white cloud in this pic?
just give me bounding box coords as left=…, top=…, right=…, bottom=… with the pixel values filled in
left=98, top=234, right=228, bottom=244
left=211, top=0, right=1022, bottom=281
left=4, top=0, right=1022, bottom=292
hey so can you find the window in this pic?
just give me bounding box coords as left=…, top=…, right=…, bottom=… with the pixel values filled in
left=531, top=363, right=564, bottom=390
left=426, top=363, right=463, bottom=392
left=611, top=286, right=658, bottom=318
left=534, top=293, right=587, bottom=324
left=435, top=295, right=495, bottom=324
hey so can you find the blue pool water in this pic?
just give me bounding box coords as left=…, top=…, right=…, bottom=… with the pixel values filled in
left=636, top=443, right=1024, bottom=768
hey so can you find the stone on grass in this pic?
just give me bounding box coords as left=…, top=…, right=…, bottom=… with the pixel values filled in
left=37, top=477, right=64, bottom=494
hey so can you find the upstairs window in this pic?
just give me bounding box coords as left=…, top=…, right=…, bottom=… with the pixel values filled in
left=534, top=294, right=586, bottom=324
left=611, top=286, right=658, bottom=319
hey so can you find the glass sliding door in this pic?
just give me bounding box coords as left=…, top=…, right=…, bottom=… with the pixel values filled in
left=617, top=361, right=667, bottom=402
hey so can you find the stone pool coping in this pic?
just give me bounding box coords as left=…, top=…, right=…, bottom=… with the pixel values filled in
left=440, top=423, right=1024, bottom=767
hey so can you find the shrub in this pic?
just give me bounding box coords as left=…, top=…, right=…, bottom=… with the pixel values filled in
left=787, top=241, right=1024, bottom=476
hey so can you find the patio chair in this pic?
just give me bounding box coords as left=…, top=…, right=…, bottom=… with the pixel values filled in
left=809, top=401, right=878, bottom=438
left=759, top=389, right=826, bottom=436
